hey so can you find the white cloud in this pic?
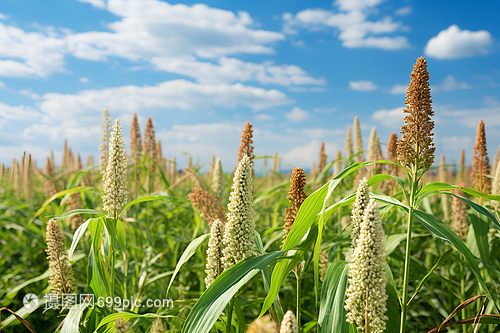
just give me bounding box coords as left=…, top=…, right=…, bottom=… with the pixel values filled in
left=288, top=87, right=328, bottom=92
left=282, top=139, right=339, bottom=167
left=255, top=113, right=274, bottom=121
left=425, top=25, right=494, bottom=59
left=439, top=105, right=500, bottom=128
left=151, top=56, right=325, bottom=86
left=79, top=77, right=90, bottom=83
left=390, top=84, right=407, bottom=94
left=0, top=22, right=66, bottom=77
left=285, top=107, right=309, bottom=122
left=282, top=3, right=410, bottom=50
left=372, top=106, right=404, bottom=127
left=313, top=107, right=336, bottom=113
left=395, top=6, right=411, bottom=15
left=78, top=0, right=106, bottom=9
left=0, top=81, right=5, bottom=88
left=38, top=79, right=293, bottom=121
left=68, top=0, right=285, bottom=61
left=349, top=80, right=377, bottom=91
left=0, top=102, right=41, bottom=120
left=440, top=136, right=472, bottom=151
left=334, top=0, right=384, bottom=11
left=434, top=75, right=470, bottom=92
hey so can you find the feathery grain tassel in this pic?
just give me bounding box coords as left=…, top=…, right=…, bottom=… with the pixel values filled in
left=452, top=185, right=469, bottom=240
left=211, top=157, right=224, bottom=202
left=130, top=113, right=142, bottom=167
left=471, top=119, right=491, bottom=195
left=397, top=56, right=435, bottom=173
left=439, top=155, right=450, bottom=221
left=237, top=122, right=255, bottom=175
left=353, top=116, right=364, bottom=162
left=114, top=318, right=132, bottom=333
left=99, top=109, right=111, bottom=177
left=247, top=315, right=275, bottom=333
left=143, top=117, right=156, bottom=161
left=221, top=155, right=256, bottom=270
left=345, top=199, right=388, bottom=333
left=188, top=187, right=226, bottom=227
left=46, top=218, right=75, bottom=295
left=280, top=310, right=299, bottom=333
left=150, top=318, right=165, bottom=333
left=345, top=127, right=353, bottom=161
left=102, top=118, right=129, bottom=218
left=205, top=219, right=225, bottom=288
left=318, top=141, right=326, bottom=172
left=492, top=156, right=500, bottom=208
left=282, top=167, right=307, bottom=245
left=350, top=177, right=369, bottom=249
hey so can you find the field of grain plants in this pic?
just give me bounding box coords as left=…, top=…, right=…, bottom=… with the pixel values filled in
left=1, top=57, right=500, bottom=333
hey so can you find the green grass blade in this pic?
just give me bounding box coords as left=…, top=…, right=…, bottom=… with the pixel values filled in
left=317, top=260, right=349, bottom=333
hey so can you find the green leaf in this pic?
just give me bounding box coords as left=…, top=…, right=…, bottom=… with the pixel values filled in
left=182, top=251, right=284, bottom=333
left=67, top=165, right=97, bottom=189
left=407, top=249, right=453, bottom=306
left=419, top=182, right=500, bottom=201
left=120, top=194, right=187, bottom=217
left=95, top=312, right=180, bottom=332
left=385, top=283, right=401, bottom=333
left=166, top=233, right=210, bottom=298
left=48, top=209, right=105, bottom=220
left=61, top=303, right=89, bottom=333
left=412, top=209, right=500, bottom=310
left=317, top=260, right=349, bottom=333
left=69, top=218, right=92, bottom=262
left=385, top=233, right=427, bottom=256
left=447, top=192, right=500, bottom=232
left=29, top=186, right=94, bottom=224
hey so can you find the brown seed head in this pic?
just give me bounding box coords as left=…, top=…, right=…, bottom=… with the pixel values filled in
left=283, top=167, right=307, bottom=245
left=471, top=119, right=491, bottom=193
left=46, top=219, right=75, bottom=294
left=237, top=122, right=254, bottom=174
left=318, top=141, right=326, bottom=172
left=143, top=117, right=156, bottom=160
left=452, top=185, right=468, bottom=241
left=188, top=187, right=226, bottom=227
left=397, top=56, right=436, bottom=173
left=130, top=113, right=142, bottom=166
left=345, top=127, right=353, bottom=160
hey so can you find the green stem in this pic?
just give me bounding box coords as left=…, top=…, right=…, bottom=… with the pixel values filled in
left=400, top=170, right=417, bottom=333
left=461, top=256, right=466, bottom=333
left=296, top=266, right=301, bottom=331
left=111, top=211, right=117, bottom=313
left=226, top=298, right=235, bottom=333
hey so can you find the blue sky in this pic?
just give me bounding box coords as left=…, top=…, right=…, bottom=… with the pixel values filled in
left=0, top=0, right=499, bottom=172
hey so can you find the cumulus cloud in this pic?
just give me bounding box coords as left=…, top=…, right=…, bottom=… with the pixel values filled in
left=434, top=75, right=470, bottom=92
left=39, top=79, right=293, bottom=121
left=372, top=106, right=404, bottom=127
left=0, top=22, right=66, bottom=78
left=285, top=107, right=309, bottom=122
left=255, top=113, right=274, bottom=121
left=0, top=102, right=42, bottom=120
left=69, top=0, right=285, bottom=60
left=282, top=139, right=339, bottom=167
left=349, top=80, right=377, bottom=91
left=282, top=2, right=410, bottom=50
left=151, top=56, right=325, bottom=85
left=425, top=25, right=494, bottom=59
left=394, top=6, right=411, bottom=15
left=390, top=84, right=407, bottom=94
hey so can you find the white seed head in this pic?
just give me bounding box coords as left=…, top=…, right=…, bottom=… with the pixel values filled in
left=351, top=177, right=369, bottom=249
left=102, top=118, right=129, bottom=217
left=205, top=219, right=225, bottom=288
left=212, top=157, right=224, bottom=202
left=280, top=310, right=298, bottom=333
left=345, top=199, right=388, bottom=333
left=99, top=109, right=111, bottom=177
left=221, top=155, right=256, bottom=270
